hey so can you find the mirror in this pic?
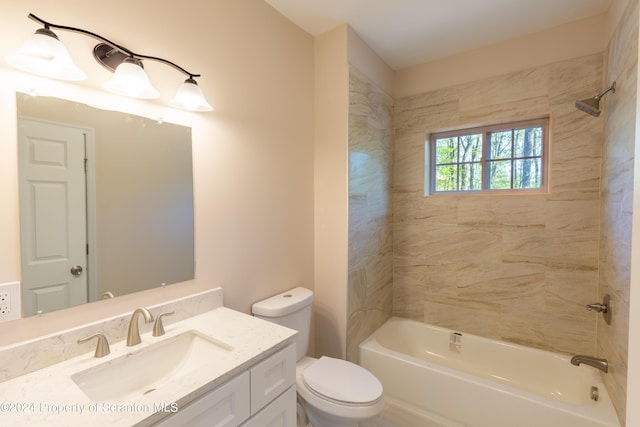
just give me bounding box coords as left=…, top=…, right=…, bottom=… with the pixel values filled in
left=16, top=93, right=195, bottom=317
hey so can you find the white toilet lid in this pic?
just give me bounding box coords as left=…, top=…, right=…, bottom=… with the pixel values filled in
left=302, top=356, right=383, bottom=404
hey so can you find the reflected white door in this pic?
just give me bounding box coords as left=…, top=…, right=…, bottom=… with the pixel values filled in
left=18, top=118, right=88, bottom=316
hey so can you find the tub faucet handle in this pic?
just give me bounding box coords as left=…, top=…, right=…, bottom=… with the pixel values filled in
left=586, top=303, right=607, bottom=313
left=585, top=294, right=612, bottom=325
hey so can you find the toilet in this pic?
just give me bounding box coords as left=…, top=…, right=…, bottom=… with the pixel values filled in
left=252, top=287, right=385, bottom=427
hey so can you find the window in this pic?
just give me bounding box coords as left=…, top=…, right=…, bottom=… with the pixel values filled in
left=426, top=117, right=549, bottom=194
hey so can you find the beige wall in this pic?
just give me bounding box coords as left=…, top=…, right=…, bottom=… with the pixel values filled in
left=394, top=13, right=607, bottom=98
left=313, top=25, right=350, bottom=358
left=346, top=28, right=395, bottom=362
left=0, top=0, right=314, bottom=343
left=600, top=0, right=638, bottom=423
left=346, top=27, right=395, bottom=97
left=313, top=25, right=396, bottom=360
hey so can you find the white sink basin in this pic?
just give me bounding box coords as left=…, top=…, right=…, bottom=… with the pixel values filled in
left=71, top=330, right=233, bottom=402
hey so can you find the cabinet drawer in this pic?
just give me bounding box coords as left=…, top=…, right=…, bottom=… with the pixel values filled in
left=241, top=386, right=296, bottom=427
left=250, top=343, right=296, bottom=415
left=155, top=371, right=250, bottom=427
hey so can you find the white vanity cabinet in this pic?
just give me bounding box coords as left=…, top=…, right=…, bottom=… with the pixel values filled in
left=154, top=343, right=296, bottom=427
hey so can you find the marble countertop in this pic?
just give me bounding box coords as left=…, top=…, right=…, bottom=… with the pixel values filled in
left=0, top=307, right=296, bottom=426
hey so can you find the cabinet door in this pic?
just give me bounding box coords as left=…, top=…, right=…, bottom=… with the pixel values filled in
left=241, top=386, right=296, bottom=427
left=155, top=372, right=250, bottom=427
left=250, top=343, right=296, bottom=415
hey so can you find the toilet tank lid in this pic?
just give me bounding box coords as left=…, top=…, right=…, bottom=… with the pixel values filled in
left=252, top=287, right=313, bottom=317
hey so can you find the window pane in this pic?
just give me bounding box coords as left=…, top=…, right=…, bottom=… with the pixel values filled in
left=489, top=160, right=511, bottom=189
left=514, top=158, right=542, bottom=188
left=435, top=164, right=458, bottom=191
left=514, top=127, right=542, bottom=158
left=435, top=137, right=458, bottom=164
left=459, top=134, right=482, bottom=163
left=488, top=131, right=512, bottom=159
left=459, top=163, right=482, bottom=191
left=428, top=117, right=548, bottom=194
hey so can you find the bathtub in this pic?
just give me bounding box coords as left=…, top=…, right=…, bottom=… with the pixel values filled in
left=359, top=317, right=620, bottom=427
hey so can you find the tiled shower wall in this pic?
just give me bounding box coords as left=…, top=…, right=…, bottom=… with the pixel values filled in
left=348, top=10, right=636, bottom=421
left=347, top=66, right=394, bottom=362
left=392, top=53, right=605, bottom=356
left=599, top=0, right=638, bottom=423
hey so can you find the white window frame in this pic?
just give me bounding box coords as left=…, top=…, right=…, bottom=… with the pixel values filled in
left=425, top=116, right=550, bottom=195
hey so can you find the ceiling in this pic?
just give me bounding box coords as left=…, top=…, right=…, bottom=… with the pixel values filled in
left=264, top=0, right=613, bottom=70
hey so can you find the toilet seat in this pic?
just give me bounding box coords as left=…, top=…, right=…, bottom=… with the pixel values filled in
left=295, top=357, right=386, bottom=424
left=302, top=356, right=383, bottom=405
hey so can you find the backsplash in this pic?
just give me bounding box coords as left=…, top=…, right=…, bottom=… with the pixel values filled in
left=0, top=288, right=222, bottom=383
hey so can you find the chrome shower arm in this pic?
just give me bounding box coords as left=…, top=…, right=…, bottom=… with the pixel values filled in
left=595, top=82, right=616, bottom=100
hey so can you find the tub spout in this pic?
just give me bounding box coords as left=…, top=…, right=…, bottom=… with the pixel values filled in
left=571, top=355, right=608, bottom=373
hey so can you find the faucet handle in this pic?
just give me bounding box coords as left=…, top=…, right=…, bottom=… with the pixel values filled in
left=78, top=333, right=110, bottom=358
left=586, top=294, right=612, bottom=325
left=586, top=303, right=607, bottom=313
left=153, top=311, right=175, bottom=337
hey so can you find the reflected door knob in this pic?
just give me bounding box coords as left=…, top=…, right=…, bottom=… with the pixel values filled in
left=70, top=265, right=84, bottom=276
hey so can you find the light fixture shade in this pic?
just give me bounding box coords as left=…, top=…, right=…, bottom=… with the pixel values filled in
left=103, top=57, right=160, bottom=99
left=5, top=28, right=86, bottom=81
left=169, top=78, right=213, bottom=112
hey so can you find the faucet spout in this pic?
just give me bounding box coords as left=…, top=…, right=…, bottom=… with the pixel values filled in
left=571, top=355, right=608, bottom=373
left=127, top=307, right=154, bottom=347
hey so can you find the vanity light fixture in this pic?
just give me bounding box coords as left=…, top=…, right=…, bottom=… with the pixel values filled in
left=5, top=26, right=86, bottom=81
left=6, top=13, right=213, bottom=112
left=102, top=57, right=160, bottom=99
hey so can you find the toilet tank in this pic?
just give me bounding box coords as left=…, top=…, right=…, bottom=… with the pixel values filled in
left=252, top=287, right=313, bottom=361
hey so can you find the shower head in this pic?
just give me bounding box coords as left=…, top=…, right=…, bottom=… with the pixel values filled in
left=575, top=97, right=602, bottom=117
left=575, top=82, right=616, bottom=117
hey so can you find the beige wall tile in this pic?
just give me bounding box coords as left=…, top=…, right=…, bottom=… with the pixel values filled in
left=599, top=0, right=638, bottom=422
left=347, top=67, right=394, bottom=362
left=393, top=52, right=604, bottom=357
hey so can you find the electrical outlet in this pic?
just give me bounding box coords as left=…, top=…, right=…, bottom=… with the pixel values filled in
left=0, top=291, right=10, bottom=314
left=0, top=282, right=20, bottom=321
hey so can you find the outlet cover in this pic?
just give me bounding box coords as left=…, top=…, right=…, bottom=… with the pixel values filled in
left=0, top=291, right=10, bottom=314
left=0, top=281, right=21, bottom=322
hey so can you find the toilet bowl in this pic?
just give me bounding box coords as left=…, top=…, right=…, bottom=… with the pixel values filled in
left=251, top=287, right=385, bottom=427
left=296, top=356, right=385, bottom=427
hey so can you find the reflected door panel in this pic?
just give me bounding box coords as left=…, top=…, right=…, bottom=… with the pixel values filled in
left=18, top=118, right=88, bottom=316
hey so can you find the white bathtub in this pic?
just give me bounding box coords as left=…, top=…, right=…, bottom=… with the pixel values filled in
left=360, top=317, right=621, bottom=427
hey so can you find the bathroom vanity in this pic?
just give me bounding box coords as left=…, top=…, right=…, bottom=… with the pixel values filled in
left=0, top=289, right=297, bottom=426
left=153, top=340, right=297, bottom=426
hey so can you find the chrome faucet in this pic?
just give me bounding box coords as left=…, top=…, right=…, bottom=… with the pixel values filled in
left=571, top=355, right=608, bottom=373
left=127, top=307, right=154, bottom=346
